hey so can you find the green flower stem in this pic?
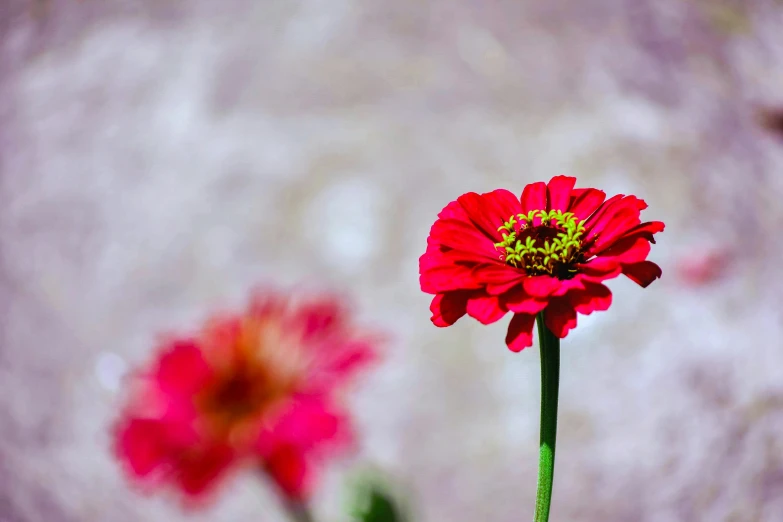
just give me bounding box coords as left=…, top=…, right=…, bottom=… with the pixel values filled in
left=534, top=312, right=560, bottom=522
left=284, top=498, right=315, bottom=522
left=260, top=468, right=316, bottom=522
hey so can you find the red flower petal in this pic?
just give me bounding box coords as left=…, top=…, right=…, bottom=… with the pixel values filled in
left=419, top=251, right=482, bottom=293
left=177, top=445, right=234, bottom=496
left=505, top=313, right=537, bottom=352
left=520, top=181, right=547, bottom=214
left=582, top=193, right=623, bottom=233
left=430, top=292, right=469, bottom=327
left=578, top=258, right=623, bottom=279
left=546, top=175, right=577, bottom=212
left=271, top=400, right=344, bottom=449
left=427, top=218, right=499, bottom=260
left=457, top=190, right=523, bottom=240
left=595, top=235, right=652, bottom=266
left=584, top=196, right=647, bottom=253
left=501, top=286, right=549, bottom=314
left=322, top=340, right=377, bottom=378
left=523, top=275, right=561, bottom=297
left=616, top=220, right=665, bottom=244
left=471, top=263, right=526, bottom=295
left=550, top=276, right=588, bottom=297
left=247, top=289, right=287, bottom=317
left=199, top=316, right=244, bottom=372
left=587, top=209, right=642, bottom=254
left=155, top=340, right=214, bottom=398
left=543, top=297, right=578, bottom=338
left=116, top=418, right=168, bottom=477
left=295, top=297, right=345, bottom=339
left=623, top=261, right=663, bottom=288
left=265, top=444, right=309, bottom=500
left=568, top=188, right=606, bottom=220
left=569, top=282, right=612, bottom=315
left=419, top=265, right=478, bottom=294
left=466, top=294, right=507, bottom=325
left=436, top=199, right=470, bottom=221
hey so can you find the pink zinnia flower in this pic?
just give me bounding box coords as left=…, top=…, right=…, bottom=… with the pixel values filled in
left=113, top=289, right=378, bottom=502
left=420, top=175, right=664, bottom=351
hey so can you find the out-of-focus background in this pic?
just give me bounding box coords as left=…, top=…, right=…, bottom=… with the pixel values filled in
left=2, top=0, right=783, bottom=520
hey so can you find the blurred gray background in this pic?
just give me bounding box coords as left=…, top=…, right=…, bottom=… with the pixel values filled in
left=2, top=0, right=783, bottom=520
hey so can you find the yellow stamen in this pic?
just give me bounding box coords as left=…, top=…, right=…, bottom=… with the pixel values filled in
left=495, top=210, right=586, bottom=278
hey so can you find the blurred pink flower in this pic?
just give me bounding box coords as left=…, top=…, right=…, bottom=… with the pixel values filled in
left=113, top=288, right=379, bottom=503
left=677, top=248, right=731, bottom=287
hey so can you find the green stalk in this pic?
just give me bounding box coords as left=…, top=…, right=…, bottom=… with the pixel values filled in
left=534, top=312, right=560, bottom=522
left=260, top=468, right=316, bottom=522
left=284, top=499, right=315, bottom=522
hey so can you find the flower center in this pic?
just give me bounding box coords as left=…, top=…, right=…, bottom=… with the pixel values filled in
left=494, top=209, right=586, bottom=279
left=202, top=367, right=284, bottom=422
left=197, top=321, right=304, bottom=439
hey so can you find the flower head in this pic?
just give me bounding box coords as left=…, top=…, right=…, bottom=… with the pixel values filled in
left=419, top=175, right=664, bottom=351
left=113, top=288, right=378, bottom=502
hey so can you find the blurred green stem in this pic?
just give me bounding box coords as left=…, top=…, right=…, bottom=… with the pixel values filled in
left=534, top=312, right=560, bottom=522
left=260, top=468, right=316, bottom=522
left=284, top=498, right=315, bottom=522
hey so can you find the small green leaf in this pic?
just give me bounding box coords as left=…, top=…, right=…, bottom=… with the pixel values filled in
left=350, top=482, right=409, bottom=522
